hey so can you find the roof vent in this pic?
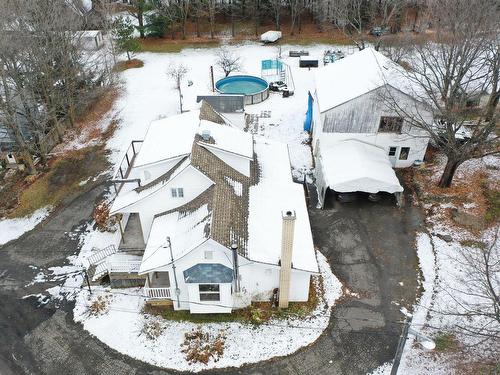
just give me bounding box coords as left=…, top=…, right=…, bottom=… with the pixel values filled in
left=201, top=129, right=211, bottom=141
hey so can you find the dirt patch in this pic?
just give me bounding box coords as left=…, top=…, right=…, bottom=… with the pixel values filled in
left=8, top=145, right=109, bottom=218
left=113, top=58, right=144, bottom=72
left=410, top=149, right=499, bottom=233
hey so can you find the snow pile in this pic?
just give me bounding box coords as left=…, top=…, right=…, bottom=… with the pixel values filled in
left=0, top=206, right=51, bottom=246
left=73, top=251, right=342, bottom=371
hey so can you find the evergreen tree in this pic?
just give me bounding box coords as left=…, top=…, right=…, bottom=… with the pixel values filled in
left=113, top=16, right=140, bottom=60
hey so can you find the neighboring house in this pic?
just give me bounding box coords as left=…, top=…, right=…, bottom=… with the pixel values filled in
left=96, top=108, right=318, bottom=314
left=311, top=48, right=433, bottom=207
left=79, top=30, right=104, bottom=50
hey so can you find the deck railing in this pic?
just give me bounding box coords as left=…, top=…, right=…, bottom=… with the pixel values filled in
left=108, top=260, right=141, bottom=274
left=83, top=245, right=117, bottom=268
left=111, top=140, right=143, bottom=194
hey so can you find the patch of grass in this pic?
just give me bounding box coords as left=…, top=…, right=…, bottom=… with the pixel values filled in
left=9, top=146, right=108, bottom=218
left=483, top=183, right=500, bottom=223
left=459, top=239, right=487, bottom=249
left=139, top=38, right=220, bottom=53
left=113, top=58, right=144, bottom=72
left=434, top=332, right=459, bottom=352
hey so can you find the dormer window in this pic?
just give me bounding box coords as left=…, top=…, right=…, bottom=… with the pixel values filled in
left=171, top=188, right=184, bottom=198
left=379, top=116, right=403, bottom=133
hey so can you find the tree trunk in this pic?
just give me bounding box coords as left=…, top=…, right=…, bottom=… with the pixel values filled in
left=138, top=11, right=145, bottom=38
left=438, top=157, right=462, bottom=188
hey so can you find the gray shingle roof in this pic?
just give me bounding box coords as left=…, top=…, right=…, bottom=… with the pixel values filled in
left=183, top=263, right=233, bottom=283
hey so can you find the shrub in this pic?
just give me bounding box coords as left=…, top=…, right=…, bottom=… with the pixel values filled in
left=93, top=201, right=118, bottom=232
left=89, top=295, right=110, bottom=316
left=142, top=317, right=165, bottom=340
left=181, top=327, right=226, bottom=364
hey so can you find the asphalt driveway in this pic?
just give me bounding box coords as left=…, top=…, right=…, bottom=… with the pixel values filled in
left=0, top=181, right=423, bottom=375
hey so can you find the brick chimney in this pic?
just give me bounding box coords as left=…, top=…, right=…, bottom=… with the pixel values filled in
left=278, top=210, right=296, bottom=309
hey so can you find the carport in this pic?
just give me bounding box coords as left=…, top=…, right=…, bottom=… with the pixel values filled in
left=315, top=140, right=404, bottom=207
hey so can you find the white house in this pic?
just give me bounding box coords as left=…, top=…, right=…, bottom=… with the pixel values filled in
left=106, top=108, right=318, bottom=314
left=310, top=48, right=433, bottom=207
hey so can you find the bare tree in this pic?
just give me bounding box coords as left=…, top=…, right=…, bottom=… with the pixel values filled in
left=288, top=0, right=306, bottom=36
left=268, top=0, right=282, bottom=30
left=205, top=0, right=218, bottom=39
left=215, top=47, right=241, bottom=77
left=332, top=0, right=368, bottom=50
left=0, top=0, right=114, bottom=170
left=167, top=63, right=189, bottom=113
left=440, top=229, right=500, bottom=342
left=382, top=0, right=500, bottom=187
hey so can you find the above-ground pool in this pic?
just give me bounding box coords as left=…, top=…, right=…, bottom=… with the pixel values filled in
left=215, top=75, right=269, bottom=105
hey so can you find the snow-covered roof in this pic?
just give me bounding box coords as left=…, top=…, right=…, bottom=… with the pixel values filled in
left=139, top=197, right=212, bottom=274
left=248, top=137, right=318, bottom=273
left=315, top=48, right=411, bottom=113
left=320, top=140, right=404, bottom=194
left=134, top=110, right=200, bottom=167
left=114, top=110, right=317, bottom=274
left=198, top=120, right=253, bottom=159
left=110, top=157, right=192, bottom=214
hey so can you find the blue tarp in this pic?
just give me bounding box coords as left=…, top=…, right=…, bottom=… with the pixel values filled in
left=304, top=91, right=313, bottom=132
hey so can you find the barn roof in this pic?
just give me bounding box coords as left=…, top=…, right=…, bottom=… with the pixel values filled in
left=314, top=48, right=413, bottom=113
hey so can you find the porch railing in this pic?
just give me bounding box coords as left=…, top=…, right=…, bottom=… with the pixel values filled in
left=144, top=287, right=172, bottom=299
left=144, top=279, right=171, bottom=299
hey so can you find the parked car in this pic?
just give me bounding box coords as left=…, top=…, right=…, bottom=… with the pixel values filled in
left=369, top=26, right=390, bottom=36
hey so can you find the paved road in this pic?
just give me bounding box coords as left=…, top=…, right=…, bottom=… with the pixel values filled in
left=0, top=182, right=423, bottom=375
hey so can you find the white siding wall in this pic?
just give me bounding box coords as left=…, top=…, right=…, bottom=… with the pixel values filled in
left=312, top=85, right=433, bottom=167
left=120, top=166, right=213, bottom=240
left=133, top=157, right=183, bottom=183
left=205, top=147, right=251, bottom=177
left=151, top=239, right=313, bottom=313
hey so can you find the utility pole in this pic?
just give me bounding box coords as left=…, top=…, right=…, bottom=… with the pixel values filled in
left=84, top=269, right=92, bottom=294
left=391, top=316, right=412, bottom=375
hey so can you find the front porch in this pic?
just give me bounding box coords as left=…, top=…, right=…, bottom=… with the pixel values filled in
left=144, top=272, right=173, bottom=306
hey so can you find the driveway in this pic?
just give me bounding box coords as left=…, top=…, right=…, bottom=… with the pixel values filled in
left=0, top=182, right=423, bottom=374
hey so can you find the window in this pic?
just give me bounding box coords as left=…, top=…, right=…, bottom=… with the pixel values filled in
left=379, top=116, right=403, bottom=133
left=171, top=188, right=184, bottom=198
left=199, top=284, right=220, bottom=301
left=399, top=147, right=410, bottom=160
left=388, top=147, right=397, bottom=157
left=204, top=251, right=213, bottom=260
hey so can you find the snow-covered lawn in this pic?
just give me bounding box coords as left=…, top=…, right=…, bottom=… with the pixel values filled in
left=0, top=206, right=51, bottom=246
left=100, top=43, right=348, bottom=180
left=72, top=252, right=341, bottom=371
